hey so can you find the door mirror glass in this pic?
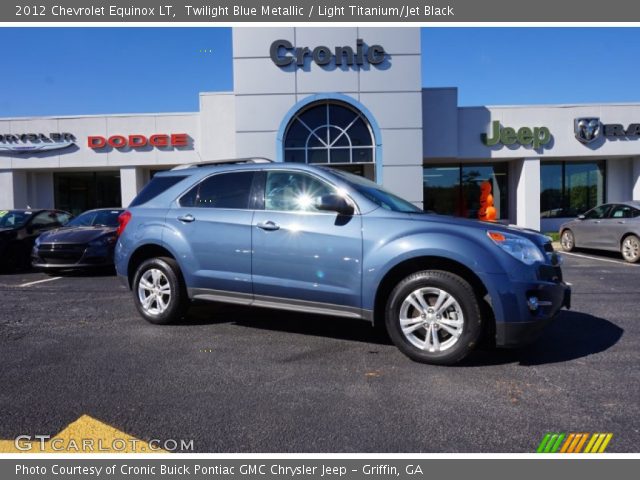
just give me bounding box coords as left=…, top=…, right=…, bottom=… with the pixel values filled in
left=315, top=194, right=354, bottom=216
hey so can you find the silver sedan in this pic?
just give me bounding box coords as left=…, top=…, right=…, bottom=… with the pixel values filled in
left=559, top=201, right=640, bottom=263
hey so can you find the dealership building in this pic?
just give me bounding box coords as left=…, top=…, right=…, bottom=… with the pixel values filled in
left=2, top=27, right=640, bottom=232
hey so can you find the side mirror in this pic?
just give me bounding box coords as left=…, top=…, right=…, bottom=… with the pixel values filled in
left=577, top=214, right=586, bottom=220
left=315, top=194, right=354, bottom=216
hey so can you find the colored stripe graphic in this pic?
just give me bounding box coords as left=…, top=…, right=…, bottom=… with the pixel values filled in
left=537, top=433, right=612, bottom=453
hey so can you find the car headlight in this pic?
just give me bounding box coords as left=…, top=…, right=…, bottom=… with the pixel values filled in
left=34, top=236, right=42, bottom=247
left=487, top=230, right=545, bottom=265
left=88, top=235, right=116, bottom=248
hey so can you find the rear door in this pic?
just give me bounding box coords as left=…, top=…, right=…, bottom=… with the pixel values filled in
left=166, top=171, right=257, bottom=296
left=575, top=204, right=612, bottom=248
left=607, top=204, right=637, bottom=249
left=251, top=170, right=363, bottom=312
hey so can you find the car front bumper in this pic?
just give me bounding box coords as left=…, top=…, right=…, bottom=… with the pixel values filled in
left=494, top=279, right=571, bottom=347
left=32, top=243, right=114, bottom=269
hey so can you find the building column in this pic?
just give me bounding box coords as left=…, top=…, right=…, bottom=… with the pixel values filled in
left=633, top=157, right=640, bottom=201
left=119, top=167, right=145, bottom=208
left=513, top=157, right=541, bottom=231
left=0, top=170, right=28, bottom=209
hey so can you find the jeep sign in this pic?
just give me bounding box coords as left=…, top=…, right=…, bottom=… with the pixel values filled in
left=482, top=121, right=551, bottom=149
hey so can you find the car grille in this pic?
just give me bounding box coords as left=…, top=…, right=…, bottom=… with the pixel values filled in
left=36, top=244, right=86, bottom=264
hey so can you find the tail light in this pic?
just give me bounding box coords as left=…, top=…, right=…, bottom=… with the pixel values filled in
left=117, top=211, right=132, bottom=236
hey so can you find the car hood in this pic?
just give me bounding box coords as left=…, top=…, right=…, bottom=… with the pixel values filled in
left=406, top=212, right=551, bottom=247
left=38, top=226, right=116, bottom=244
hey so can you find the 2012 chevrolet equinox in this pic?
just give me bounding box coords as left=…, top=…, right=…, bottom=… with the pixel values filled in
left=114, top=160, right=570, bottom=365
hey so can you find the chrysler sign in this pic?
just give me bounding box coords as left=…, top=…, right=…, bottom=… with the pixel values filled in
left=575, top=117, right=640, bottom=145
left=0, top=133, right=76, bottom=153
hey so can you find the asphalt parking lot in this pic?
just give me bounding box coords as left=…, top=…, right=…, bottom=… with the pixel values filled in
left=0, top=252, right=638, bottom=453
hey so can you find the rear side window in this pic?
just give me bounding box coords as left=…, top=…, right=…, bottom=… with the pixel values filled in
left=179, top=172, right=254, bottom=209
left=130, top=176, right=186, bottom=207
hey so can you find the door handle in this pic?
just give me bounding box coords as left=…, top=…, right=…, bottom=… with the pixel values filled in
left=618, top=221, right=626, bottom=224
left=177, top=214, right=195, bottom=223
left=256, top=221, right=280, bottom=231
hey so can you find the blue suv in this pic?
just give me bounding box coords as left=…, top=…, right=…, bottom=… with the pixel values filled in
left=115, top=160, right=570, bottom=365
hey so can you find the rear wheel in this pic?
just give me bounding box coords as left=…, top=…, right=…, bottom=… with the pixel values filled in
left=621, top=235, right=640, bottom=263
left=385, top=270, right=482, bottom=365
left=132, top=257, right=189, bottom=324
left=560, top=229, right=575, bottom=252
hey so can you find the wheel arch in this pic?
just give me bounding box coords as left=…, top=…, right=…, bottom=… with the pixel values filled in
left=372, top=256, right=492, bottom=330
left=126, top=243, right=177, bottom=289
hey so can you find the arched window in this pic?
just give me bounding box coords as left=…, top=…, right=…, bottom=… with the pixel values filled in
left=283, top=101, right=375, bottom=165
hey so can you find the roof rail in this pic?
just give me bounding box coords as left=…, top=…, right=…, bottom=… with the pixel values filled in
left=171, top=157, right=273, bottom=170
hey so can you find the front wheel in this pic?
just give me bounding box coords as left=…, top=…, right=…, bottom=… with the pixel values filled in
left=621, top=235, right=640, bottom=263
left=132, top=257, right=189, bottom=324
left=385, top=270, right=483, bottom=365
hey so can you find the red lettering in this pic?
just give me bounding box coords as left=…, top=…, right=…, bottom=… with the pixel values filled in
left=171, top=133, right=188, bottom=147
left=107, top=135, right=127, bottom=148
left=88, top=136, right=106, bottom=149
left=149, top=134, right=169, bottom=147
left=128, top=134, right=147, bottom=147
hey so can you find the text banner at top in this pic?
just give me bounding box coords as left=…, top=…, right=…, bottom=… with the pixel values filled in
left=4, top=0, right=640, bottom=22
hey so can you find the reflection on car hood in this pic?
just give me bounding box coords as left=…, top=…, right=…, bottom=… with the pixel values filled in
left=38, top=226, right=116, bottom=244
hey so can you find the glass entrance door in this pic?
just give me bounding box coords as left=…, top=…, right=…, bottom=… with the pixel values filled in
left=54, top=171, right=121, bottom=216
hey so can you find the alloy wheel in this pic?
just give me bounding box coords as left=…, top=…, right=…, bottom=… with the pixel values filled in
left=399, top=287, right=464, bottom=352
left=137, top=268, right=172, bottom=315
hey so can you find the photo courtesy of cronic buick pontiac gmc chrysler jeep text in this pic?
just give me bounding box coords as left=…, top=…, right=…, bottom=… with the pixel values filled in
left=114, top=159, right=571, bottom=365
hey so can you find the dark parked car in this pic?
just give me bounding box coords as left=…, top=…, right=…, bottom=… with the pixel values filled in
left=32, top=208, right=124, bottom=272
left=559, top=201, right=640, bottom=263
left=114, top=160, right=570, bottom=365
left=0, top=209, right=72, bottom=271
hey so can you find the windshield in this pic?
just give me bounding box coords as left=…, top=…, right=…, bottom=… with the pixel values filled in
left=326, top=169, right=423, bottom=213
left=0, top=210, right=32, bottom=228
left=68, top=210, right=123, bottom=228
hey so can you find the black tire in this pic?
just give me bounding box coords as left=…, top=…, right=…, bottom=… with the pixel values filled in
left=385, top=270, right=483, bottom=365
left=3, top=244, right=27, bottom=272
left=621, top=234, right=640, bottom=263
left=132, top=257, right=189, bottom=325
left=560, top=229, right=575, bottom=252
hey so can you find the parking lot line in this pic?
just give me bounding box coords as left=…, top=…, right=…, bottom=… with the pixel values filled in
left=562, top=251, right=639, bottom=266
left=18, top=276, right=62, bottom=287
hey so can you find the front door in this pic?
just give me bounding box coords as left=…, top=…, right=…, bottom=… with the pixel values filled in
left=251, top=170, right=363, bottom=313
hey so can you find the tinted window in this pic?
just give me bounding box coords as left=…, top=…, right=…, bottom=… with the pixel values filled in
left=265, top=171, right=335, bottom=212
left=130, top=176, right=186, bottom=207
left=0, top=210, right=31, bottom=228
left=180, top=172, right=254, bottom=209
left=68, top=210, right=122, bottom=227
left=610, top=205, right=640, bottom=219
left=56, top=212, right=72, bottom=225
left=30, top=211, right=59, bottom=228
left=584, top=205, right=611, bottom=219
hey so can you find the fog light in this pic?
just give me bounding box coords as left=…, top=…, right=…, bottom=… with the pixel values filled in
left=528, top=296, right=540, bottom=311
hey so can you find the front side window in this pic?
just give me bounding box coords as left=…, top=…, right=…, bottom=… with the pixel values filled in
left=0, top=210, right=31, bottom=228
left=30, top=211, right=59, bottom=228
left=584, top=204, right=611, bottom=219
left=264, top=171, right=334, bottom=212
left=180, top=171, right=254, bottom=209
